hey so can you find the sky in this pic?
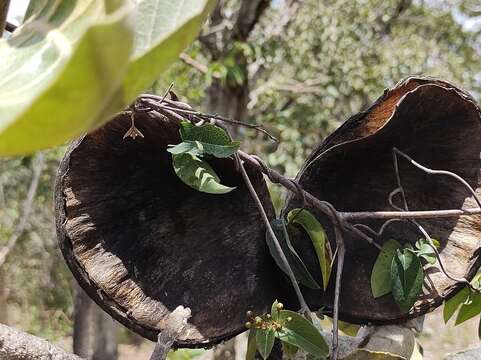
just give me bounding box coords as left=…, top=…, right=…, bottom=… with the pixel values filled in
left=7, top=0, right=29, bottom=25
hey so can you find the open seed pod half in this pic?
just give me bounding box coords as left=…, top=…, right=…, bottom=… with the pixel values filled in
left=283, top=76, right=481, bottom=324
left=55, top=107, right=282, bottom=347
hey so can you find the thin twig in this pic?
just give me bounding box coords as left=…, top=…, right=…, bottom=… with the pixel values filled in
left=393, top=147, right=481, bottom=208
left=235, top=154, right=312, bottom=319
left=391, top=148, right=474, bottom=287
left=0, top=153, right=45, bottom=268
left=331, top=231, right=345, bottom=360
left=139, top=95, right=278, bottom=142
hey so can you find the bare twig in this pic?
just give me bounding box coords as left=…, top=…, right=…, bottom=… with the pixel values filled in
left=138, top=95, right=278, bottom=142
left=236, top=154, right=312, bottom=319
left=392, top=147, right=481, bottom=208
left=390, top=148, right=474, bottom=288
left=329, top=213, right=346, bottom=360
left=0, top=153, right=45, bottom=268
left=149, top=306, right=191, bottom=360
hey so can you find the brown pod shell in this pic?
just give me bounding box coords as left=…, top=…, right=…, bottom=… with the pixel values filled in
left=283, top=76, right=481, bottom=323
left=55, top=110, right=281, bottom=347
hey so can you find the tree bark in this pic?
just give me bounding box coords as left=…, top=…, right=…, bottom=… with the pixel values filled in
left=0, top=323, right=82, bottom=360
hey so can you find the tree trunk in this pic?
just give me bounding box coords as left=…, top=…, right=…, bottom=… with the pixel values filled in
left=73, top=283, right=118, bottom=360
left=0, top=269, right=7, bottom=324
left=92, top=308, right=118, bottom=360
left=73, top=284, right=95, bottom=358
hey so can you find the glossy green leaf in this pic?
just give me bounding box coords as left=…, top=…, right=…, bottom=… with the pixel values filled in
left=0, top=0, right=133, bottom=155
left=246, top=329, right=257, bottom=360
left=277, top=310, right=329, bottom=358
left=287, top=209, right=332, bottom=290
left=391, top=248, right=424, bottom=312
left=370, top=240, right=401, bottom=298
left=266, top=219, right=320, bottom=290
left=443, top=287, right=469, bottom=323
left=256, top=328, right=275, bottom=360
left=172, top=153, right=235, bottom=194
left=122, top=0, right=215, bottom=101
left=455, top=291, right=481, bottom=325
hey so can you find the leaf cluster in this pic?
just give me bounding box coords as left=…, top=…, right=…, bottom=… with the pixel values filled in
left=246, top=301, right=329, bottom=360
left=168, top=121, right=240, bottom=194
left=370, top=239, right=440, bottom=312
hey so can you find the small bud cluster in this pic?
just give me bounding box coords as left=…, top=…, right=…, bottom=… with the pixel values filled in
left=245, top=303, right=292, bottom=332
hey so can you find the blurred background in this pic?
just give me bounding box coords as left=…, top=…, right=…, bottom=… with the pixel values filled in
left=2, top=0, right=481, bottom=359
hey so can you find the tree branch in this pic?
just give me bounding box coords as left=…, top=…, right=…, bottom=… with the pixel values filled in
left=0, top=324, right=83, bottom=360
left=0, top=153, right=45, bottom=268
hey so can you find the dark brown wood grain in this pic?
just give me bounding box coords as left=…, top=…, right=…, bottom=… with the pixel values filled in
left=55, top=111, right=282, bottom=347
left=283, top=76, right=481, bottom=324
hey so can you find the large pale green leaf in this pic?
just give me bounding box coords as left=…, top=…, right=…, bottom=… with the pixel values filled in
left=122, top=0, right=216, bottom=100
left=0, top=0, right=133, bottom=155
left=277, top=310, right=329, bottom=358
left=391, top=249, right=424, bottom=312
left=371, top=240, right=402, bottom=298
left=266, top=219, right=320, bottom=290
left=256, top=328, right=275, bottom=360
left=0, top=0, right=214, bottom=155
left=172, top=153, right=236, bottom=194
left=287, top=208, right=332, bottom=290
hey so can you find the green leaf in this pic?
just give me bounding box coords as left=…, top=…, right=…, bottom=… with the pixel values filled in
left=167, top=142, right=202, bottom=156
left=271, top=300, right=280, bottom=321
left=0, top=0, right=133, bottom=155
left=177, top=122, right=240, bottom=158
left=246, top=329, right=257, bottom=360
left=122, top=0, right=215, bottom=101
left=443, top=287, right=469, bottom=323
left=338, top=320, right=360, bottom=337
left=277, top=310, right=329, bottom=358
left=415, top=239, right=438, bottom=264
left=256, top=328, right=275, bottom=360
left=1, top=0, right=215, bottom=155
left=370, top=240, right=401, bottom=298
left=287, top=209, right=332, bottom=290
left=391, top=248, right=424, bottom=312
left=266, top=219, right=321, bottom=290
left=180, top=121, right=230, bottom=144
left=455, top=291, right=481, bottom=325
left=172, top=153, right=235, bottom=194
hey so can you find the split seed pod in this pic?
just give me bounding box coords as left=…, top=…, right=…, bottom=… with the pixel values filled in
left=55, top=109, right=281, bottom=347
left=283, top=76, right=481, bottom=323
